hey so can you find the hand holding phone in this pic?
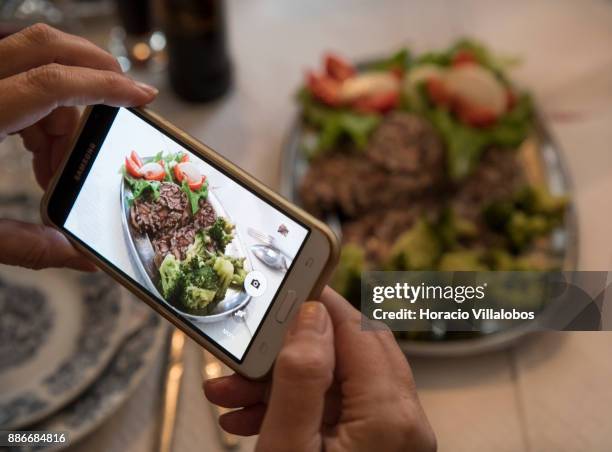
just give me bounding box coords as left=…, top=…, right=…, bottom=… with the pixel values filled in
left=42, top=106, right=339, bottom=378
left=0, top=23, right=157, bottom=271
left=205, top=288, right=437, bottom=451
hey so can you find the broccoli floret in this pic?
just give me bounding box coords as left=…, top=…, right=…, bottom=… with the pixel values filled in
left=219, top=255, right=246, bottom=287
left=331, top=244, right=365, bottom=304
left=387, top=219, right=442, bottom=270
left=483, top=200, right=515, bottom=232
left=185, top=255, right=220, bottom=290
left=515, top=186, right=568, bottom=218
left=207, top=218, right=235, bottom=253
left=437, top=208, right=478, bottom=248
left=507, top=212, right=550, bottom=250
left=487, top=249, right=553, bottom=271
left=484, top=186, right=568, bottom=252
left=213, top=256, right=234, bottom=299
left=159, top=254, right=184, bottom=299
left=231, top=268, right=247, bottom=287
left=438, top=250, right=488, bottom=271
left=185, top=232, right=211, bottom=263
left=183, top=285, right=217, bottom=310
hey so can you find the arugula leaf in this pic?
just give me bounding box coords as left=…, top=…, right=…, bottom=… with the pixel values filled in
left=182, top=179, right=209, bottom=215
left=298, top=90, right=381, bottom=158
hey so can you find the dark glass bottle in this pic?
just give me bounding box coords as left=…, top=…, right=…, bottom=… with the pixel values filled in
left=162, top=0, right=232, bottom=102
left=116, top=0, right=152, bottom=36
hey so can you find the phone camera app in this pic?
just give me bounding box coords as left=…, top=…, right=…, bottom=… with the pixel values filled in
left=245, top=271, right=267, bottom=297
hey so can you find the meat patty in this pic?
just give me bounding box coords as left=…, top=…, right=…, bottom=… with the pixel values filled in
left=192, top=200, right=217, bottom=230
left=451, top=148, right=526, bottom=222
left=151, top=199, right=218, bottom=266
left=151, top=225, right=198, bottom=267
left=300, top=154, right=438, bottom=218
left=366, top=112, right=445, bottom=175
left=130, top=182, right=190, bottom=236
left=342, top=204, right=435, bottom=264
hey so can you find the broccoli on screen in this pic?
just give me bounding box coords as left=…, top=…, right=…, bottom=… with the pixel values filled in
left=206, top=218, right=235, bottom=253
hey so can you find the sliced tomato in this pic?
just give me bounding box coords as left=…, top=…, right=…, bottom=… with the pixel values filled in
left=456, top=100, right=499, bottom=127
left=426, top=77, right=453, bottom=108
left=174, top=161, right=204, bottom=187
left=325, top=53, right=356, bottom=82
left=351, top=90, right=399, bottom=114
left=139, top=162, right=165, bottom=181
left=452, top=50, right=478, bottom=67
left=125, top=156, right=142, bottom=178
left=188, top=175, right=206, bottom=191
left=506, top=88, right=517, bottom=111
left=390, top=66, right=404, bottom=79
left=130, top=150, right=143, bottom=167
left=306, top=71, right=342, bottom=106
left=180, top=153, right=189, bottom=163
left=173, top=164, right=183, bottom=182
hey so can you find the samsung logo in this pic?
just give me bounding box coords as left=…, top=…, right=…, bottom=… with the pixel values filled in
left=74, top=143, right=96, bottom=181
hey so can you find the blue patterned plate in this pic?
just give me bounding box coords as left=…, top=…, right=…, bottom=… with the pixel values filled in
left=18, top=303, right=166, bottom=452
left=0, top=267, right=129, bottom=430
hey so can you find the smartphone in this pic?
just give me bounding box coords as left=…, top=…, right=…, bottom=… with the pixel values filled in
left=42, top=105, right=339, bottom=379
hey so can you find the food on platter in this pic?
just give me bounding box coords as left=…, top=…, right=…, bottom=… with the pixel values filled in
left=122, top=150, right=247, bottom=314
left=294, top=40, right=569, bottom=308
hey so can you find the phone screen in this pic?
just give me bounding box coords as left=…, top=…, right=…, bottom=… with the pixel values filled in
left=62, top=107, right=310, bottom=361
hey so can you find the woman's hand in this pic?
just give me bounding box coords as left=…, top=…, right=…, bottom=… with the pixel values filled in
left=0, top=23, right=157, bottom=270
left=205, top=287, right=437, bottom=452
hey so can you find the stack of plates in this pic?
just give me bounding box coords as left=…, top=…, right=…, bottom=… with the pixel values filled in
left=0, top=193, right=167, bottom=451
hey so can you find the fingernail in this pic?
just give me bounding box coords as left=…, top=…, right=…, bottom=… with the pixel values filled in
left=135, top=81, right=159, bottom=96
left=290, top=302, right=328, bottom=335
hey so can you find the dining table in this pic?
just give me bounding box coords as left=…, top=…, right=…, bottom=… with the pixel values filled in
left=4, top=0, right=612, bottom=450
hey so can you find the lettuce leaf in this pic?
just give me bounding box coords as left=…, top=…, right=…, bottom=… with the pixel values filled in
left=181, top=179, right=209, bottom=215
left=424, top=94, right=533, bottom=180
left=123, top=171, right=161, bottom=203
left=298, top=90, right=381, bottom=158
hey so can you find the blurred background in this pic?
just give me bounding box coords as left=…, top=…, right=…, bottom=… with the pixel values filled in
left=0, top=0, right=612, bottom=451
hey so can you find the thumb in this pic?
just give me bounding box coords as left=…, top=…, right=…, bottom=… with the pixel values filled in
left=256, top=302, right=334, bottom=452
left=0, top=220, right=97, bottom=271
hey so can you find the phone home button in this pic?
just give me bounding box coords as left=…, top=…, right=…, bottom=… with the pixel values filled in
left=275, top=290, right=297, bottom=323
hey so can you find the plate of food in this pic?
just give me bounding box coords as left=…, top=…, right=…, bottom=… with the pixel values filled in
left=120, top=150, right=252, bottom=323
left=282, top=40, right=578, bottom=355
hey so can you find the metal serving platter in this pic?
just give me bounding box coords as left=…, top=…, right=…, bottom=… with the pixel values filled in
left=120, top=180, right=252, bottom=324
left=281, top=106, right=578, bottom=356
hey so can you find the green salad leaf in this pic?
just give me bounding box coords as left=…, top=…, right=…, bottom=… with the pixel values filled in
left=123, top=172, right=161, bottom=203
left=367, top=48, right=411, bottom=71
left=298, top=90, right=381, bottom=158
left=181, top=179, right=209, bottom=215
left=413, top=38, right=520, bottom=78
left=424, top=94, right=533, bottom=180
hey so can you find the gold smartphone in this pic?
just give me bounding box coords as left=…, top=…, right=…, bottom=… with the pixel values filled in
left=41, top=106, right=339, bottom=378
